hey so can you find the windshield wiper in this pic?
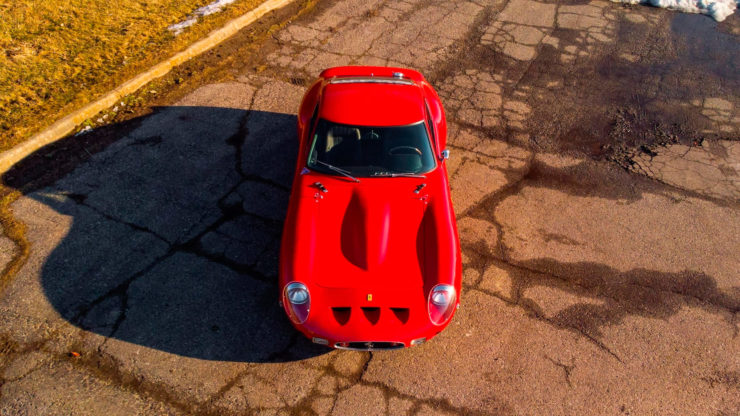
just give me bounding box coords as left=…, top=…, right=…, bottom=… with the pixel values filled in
left=315, top=160, right=360, bottom=182
left=371, top=171, right=426, bottom=178
left=390, top=172, right=426, bottom=178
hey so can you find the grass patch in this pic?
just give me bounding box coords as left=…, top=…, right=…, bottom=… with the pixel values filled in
left=0, top=0, right=264, bottom=151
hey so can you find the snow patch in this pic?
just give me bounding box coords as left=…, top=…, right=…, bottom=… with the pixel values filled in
left=74, top=126, right=92, bottom=136
left=168, top=0, right=239, bottom=35
left=611, top=0, right=738, bottom=21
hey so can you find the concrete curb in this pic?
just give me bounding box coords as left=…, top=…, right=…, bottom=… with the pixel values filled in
left=0, top=0, right=295, bottom=174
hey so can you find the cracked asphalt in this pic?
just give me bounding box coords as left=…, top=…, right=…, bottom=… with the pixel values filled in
left=1, top=0, right=739, bottom=415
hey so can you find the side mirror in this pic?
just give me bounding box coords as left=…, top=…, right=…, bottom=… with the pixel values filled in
left=440, top=149, right=450, bottom=161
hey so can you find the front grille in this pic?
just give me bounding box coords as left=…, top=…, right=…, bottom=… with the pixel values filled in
left=335, top=341, right=405, bottom=351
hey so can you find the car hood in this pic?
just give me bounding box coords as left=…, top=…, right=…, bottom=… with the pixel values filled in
left=282, top=171, right=458, bottom=291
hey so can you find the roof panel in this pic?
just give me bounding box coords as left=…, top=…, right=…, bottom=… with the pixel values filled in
left=319, top=82, right=426, bottom=126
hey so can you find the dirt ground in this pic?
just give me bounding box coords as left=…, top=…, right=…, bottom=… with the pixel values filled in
left=0, top=0, right=738, bottom=415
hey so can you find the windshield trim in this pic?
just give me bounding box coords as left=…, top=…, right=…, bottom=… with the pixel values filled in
left=329, top=76, right=415, bottom=86
left=318, top=119, right=428, bottom=128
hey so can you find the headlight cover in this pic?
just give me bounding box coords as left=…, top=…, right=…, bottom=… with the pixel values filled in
left=283, top=282, right=310, bottom=324
left=428, top=284, right=456, bottom=325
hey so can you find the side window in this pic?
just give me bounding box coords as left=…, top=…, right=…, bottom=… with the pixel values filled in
left=306, top=106, right=321, bottom=166
left=309, top=104, right=320, bottom=137
left=424, top=100, right=437, bottom=149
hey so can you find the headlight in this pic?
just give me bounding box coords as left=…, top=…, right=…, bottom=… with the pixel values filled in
left=427, top=284, right=456, bottom=326
left=283, top=282, right=310, bottom=324
left=287, top=284, right=309, bottom=304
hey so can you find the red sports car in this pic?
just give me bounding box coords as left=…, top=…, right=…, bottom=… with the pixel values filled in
left=279, top=66, right=461, bottom=350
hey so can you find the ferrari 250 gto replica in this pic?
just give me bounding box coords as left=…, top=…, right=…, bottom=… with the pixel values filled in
left=279, top=66, right=462, bottom=350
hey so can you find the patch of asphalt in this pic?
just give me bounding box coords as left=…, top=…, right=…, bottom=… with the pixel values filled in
left=0, top=0, right=739, bottom=414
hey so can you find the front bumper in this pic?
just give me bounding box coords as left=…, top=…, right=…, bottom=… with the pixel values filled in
left=287, top=303, right=448, bottom=350
left=281, top=286, right=457, bottom=350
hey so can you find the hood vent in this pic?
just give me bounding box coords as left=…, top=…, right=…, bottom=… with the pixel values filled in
left=361, top=307, right=381, bottom=325
left=390, top=307, right=410, bottom=324
left=332, top=307, right=410, bottom=326
left=332, top=307, right=351, bottom=325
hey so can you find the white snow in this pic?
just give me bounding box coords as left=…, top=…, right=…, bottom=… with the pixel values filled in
left=74, top=126, right=92, bottom=136
left=168, top=0, right=239, bottom=35
left=611, top=0, right=739, bottom=21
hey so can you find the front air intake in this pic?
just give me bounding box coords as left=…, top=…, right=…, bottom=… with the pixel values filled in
left=335, top=341, right=405, bottom=351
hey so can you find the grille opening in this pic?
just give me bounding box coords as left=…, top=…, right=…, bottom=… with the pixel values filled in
left=335, top=341, right=405, bottom=351
left=332, top=307, right=351, bottom=325
left=361, top=307, right=381, bottom=324
left=390, top=308, right=410, bottom=324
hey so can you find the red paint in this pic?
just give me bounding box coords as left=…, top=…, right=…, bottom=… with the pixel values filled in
left=279, top=66, right=462, bottom=349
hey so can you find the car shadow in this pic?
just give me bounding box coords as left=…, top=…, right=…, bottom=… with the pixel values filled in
left=3, top=106, right=328, bottom=362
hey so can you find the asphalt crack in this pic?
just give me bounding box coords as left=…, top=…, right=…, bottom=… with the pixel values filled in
left=545, top=355, right=575, bottom=388
left=77, top=250, right=176, bottom=340
left=63, top=192, right=171, bottom=244
left=66, top=342, right=197, bottom=415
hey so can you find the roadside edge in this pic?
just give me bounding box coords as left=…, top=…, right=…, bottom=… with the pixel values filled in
left=0, top=0, right=296, bottom=174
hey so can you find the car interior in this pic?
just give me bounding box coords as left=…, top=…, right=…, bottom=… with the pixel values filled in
left=312, top=121, right=434, bottom=175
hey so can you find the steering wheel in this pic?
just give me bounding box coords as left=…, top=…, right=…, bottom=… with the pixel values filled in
left=365, top=130, right=380, bottom=140
left=388, top=146, right=422, bottom=156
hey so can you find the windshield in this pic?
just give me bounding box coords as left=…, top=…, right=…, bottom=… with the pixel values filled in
left=307, top=119, right=436, bottom=177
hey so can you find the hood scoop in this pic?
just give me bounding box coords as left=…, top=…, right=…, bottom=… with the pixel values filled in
left=340, top=191, right=390, bottom=270
left=313, top=180, right=427, bottom=290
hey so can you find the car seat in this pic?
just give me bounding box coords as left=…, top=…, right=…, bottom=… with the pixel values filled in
left=326, top=126, right=362, bottom=167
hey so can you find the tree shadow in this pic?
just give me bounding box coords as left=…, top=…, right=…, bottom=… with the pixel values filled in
left=459, top=141, right=739, bottom=357
left=515, top=258, right=740, bottom=338
left=463, top=235, right=740, bottom=360
left=3, top=106, right=328, bottom=362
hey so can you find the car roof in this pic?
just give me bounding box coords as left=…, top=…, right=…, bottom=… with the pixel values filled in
left=319, top=80, right=426, bottom=127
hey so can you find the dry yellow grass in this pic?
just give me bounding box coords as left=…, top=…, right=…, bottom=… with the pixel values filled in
left=0, top=0, right=263, bottom=151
